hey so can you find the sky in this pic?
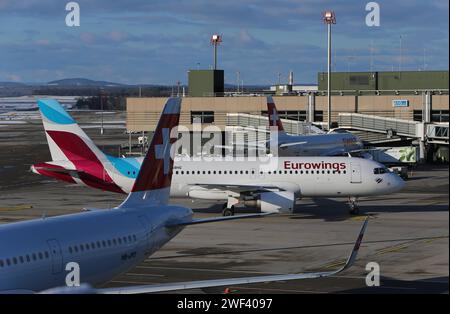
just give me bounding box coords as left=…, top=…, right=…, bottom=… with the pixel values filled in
left=0, top=0, right=448, bottom=85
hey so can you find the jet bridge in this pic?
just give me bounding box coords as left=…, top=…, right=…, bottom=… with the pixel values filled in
left=226, top=112, right=324, bottom=135
left=338, top=113, right=449, bottom=162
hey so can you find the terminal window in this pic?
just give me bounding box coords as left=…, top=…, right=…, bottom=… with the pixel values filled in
left=191, top=111, right=214, bottom=124
left=431, top=110, right=449, bottom=123
left=314, top=111, right=324, bottom=122
left=413, top=110, right=423, bottom=122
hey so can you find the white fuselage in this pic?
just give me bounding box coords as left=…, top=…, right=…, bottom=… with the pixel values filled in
left=104, top=156, right=404, bottom=199
left=0, top=205, right=192, bottom=293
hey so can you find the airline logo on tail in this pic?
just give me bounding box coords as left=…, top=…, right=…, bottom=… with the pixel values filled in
left=130, top=98, right=181, bottom=195
left=267, top=96, right=284, bottom=132
left=35, top=99, right=125, bottom=193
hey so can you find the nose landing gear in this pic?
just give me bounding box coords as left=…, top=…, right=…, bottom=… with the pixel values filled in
left=348, top=196, right=360, bottom=215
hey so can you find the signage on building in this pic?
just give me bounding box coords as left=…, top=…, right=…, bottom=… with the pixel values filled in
left=392, top=99, right=409, bottom=107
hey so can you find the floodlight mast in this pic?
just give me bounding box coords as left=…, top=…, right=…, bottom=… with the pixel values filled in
left=211, top=34, right=222, bottom=70
left=323, top=10, right=336, bottom=131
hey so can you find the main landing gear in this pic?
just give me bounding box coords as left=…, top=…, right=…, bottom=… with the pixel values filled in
left=222, top=205, right=235, bottom=216
left=222, top=197, right=239, bottom=216
left=348, top=196, right=360, bottom=215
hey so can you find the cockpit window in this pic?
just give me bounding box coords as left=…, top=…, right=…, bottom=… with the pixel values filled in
left=373, top=167, right=387, bottom=174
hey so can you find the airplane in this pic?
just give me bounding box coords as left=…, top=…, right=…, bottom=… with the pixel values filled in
left=31, top=99, right=405, bottom=216
left=233, top=96, right=366, bottom=157
left=0, top=97, right=369, bottom=294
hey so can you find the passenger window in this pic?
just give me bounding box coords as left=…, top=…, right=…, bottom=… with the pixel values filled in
left=13, top=257, right=17, bottom=264
left=69, top=247, right=73, bottom=254
left=38, top=253, right=43, bottom=260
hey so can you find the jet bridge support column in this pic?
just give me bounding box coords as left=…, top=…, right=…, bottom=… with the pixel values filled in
left=308, top=92, right=315, bottom=123
left=422, top=91, right=432, bottom=123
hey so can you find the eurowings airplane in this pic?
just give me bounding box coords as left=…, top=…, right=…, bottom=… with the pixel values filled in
left=31, top=99, right=404, bottom=216
left=0, top=98, right=369, bottom=294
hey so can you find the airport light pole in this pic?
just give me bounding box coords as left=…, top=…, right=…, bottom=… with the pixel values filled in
left=100, top=89, right=105, bottom=135
left=323, top=10, right=336, bottom=131
left=211, top=34, right=222, bottom=70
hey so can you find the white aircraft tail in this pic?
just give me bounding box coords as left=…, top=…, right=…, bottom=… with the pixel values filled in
left=118, top=98, right=181, bottom=208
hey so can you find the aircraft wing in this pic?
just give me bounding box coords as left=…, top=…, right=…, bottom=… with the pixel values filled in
left=279, top=141, right=308, bottom=148
left=96, top=217, right=369, bottom=294
left=166, top=213, right=271, bottom=227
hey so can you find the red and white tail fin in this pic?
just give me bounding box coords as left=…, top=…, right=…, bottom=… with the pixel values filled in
left=118, top=98, right=181, bottom=208
left=267, top=96, right=285, bottom=134
left=37, top=99, right=108, bottom=164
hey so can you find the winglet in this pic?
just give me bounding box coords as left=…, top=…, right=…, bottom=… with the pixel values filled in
left=339, top=216, right=369, bottom=273
left=267, top=96, right=285, bottom=132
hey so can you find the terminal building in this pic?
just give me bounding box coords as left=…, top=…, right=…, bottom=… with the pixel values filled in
left=126, top=70, right=449, bottom=162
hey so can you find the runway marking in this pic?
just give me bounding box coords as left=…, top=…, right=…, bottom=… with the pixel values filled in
left=375, top=243, right=410, bottom=255
left=322, top=259, right=346, bottom=269
left=0, top=204, right=33, bottom=211
left=350, top=215, right=375, bottom=222
left=150, top=235, right=449, bottom=260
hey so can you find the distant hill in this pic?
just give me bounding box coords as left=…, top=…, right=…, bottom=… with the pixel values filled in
left=47, top=78, right=125, bottom=87
left=0, top=82, right=27, bottom=87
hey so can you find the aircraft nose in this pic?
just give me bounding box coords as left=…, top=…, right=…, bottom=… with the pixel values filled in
left=391, top=174, right=406, bottom=192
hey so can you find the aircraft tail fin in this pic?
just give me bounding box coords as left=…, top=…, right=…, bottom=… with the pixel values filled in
left=266, top=96, right=286, bottom=134
left=37, top=99, right=107, bottom=163
left=118, top=97, right=181, bottom=208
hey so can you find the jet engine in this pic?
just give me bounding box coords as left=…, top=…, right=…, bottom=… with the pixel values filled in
left=244, top=191, right=295, bottom=213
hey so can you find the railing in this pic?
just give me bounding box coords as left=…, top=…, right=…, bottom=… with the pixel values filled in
left=338, top=113, right=419, bottom=137
left=427, top=124, right=449, bottom=143
left=226, top=113, right=324, bottom=135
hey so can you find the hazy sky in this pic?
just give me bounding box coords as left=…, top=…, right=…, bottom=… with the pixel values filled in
left=0, top=0, right=448, bottom=85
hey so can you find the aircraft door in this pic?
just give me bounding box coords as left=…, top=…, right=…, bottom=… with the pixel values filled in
left=350, top=163, right=362, bottom=183
left=47, top=239, right=63, bottom=274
